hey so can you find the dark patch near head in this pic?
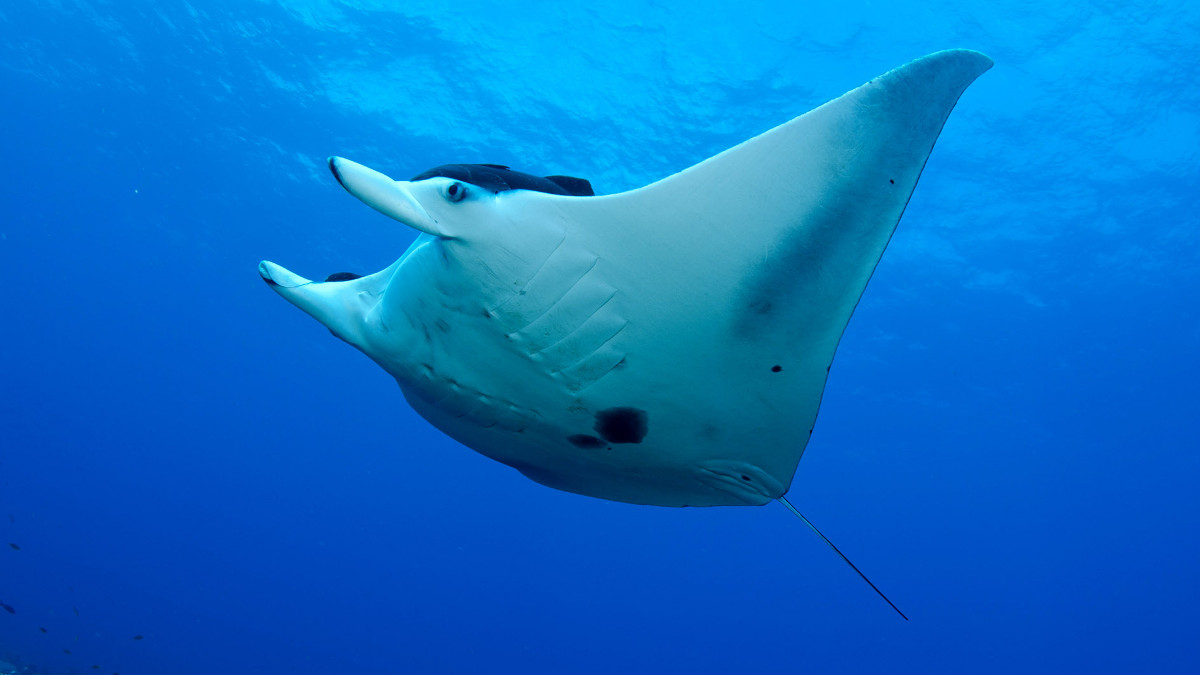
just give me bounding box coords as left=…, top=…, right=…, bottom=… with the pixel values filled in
left=594, top=407, right=648, bottom=444
left=771, top=365, right=782, bottom=372
left=262, top=276, right=279, bottom=287
left=747, top=299, right=774, bottom=317
left=411, top=163, right=594, bottom=196
left=324, top=272, right=363, bottom=282
left=568, top=434, right=605, bottom=449
left=545, top=175, right=594, bottom=196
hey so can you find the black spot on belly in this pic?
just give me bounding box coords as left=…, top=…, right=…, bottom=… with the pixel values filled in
left=594, top=407, right=648, bottom=444
left=324, top=272, right=363, bottom=282
left=568, top=434, right=605, bottom=449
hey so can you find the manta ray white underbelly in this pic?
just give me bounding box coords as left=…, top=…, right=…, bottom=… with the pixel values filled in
left=260, top=49, right=992, bottom=508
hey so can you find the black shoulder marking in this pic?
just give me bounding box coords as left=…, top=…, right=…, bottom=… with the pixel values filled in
left=545, top=175, right=594, bottom=196
left=411, top=164, right=510, bottom=193
left=412, top=163, right=595, bottom=196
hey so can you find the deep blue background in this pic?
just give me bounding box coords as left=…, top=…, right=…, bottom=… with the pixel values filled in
left=2, top=1, right=1198, bottom=673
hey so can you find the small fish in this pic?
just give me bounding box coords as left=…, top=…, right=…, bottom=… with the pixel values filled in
left=63, top=649, right=71, bottom=654
left=131, top=634, right=144, bottom=640
left=7, top=514, right=12, bottom=523
left=7, top=543, right=17, bottom=550
left=40, top=627, right=47, bottom=633
left=73, top=606, right=79, bottom=616
left=1, top=602, right=15, bottom=614
left=92, top=666, right=101, bottom=670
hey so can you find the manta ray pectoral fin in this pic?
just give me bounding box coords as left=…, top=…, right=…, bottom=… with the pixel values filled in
left=534, top=49, right=992, bottom=490
left=328, top=157, right=454, bottom=238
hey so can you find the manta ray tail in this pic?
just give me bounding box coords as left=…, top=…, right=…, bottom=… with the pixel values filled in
left=777, top=496, right=909, bottom=620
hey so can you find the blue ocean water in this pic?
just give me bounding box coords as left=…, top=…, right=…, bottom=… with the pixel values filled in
left=2, top=1, right=1198, bottom=673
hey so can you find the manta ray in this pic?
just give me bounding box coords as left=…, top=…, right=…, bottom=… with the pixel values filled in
left=261, top=49, right=991, bottom=615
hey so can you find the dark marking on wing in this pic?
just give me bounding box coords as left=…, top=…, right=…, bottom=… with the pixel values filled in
left=733, top=195, right=861, bottom=341
left=324, top=272, right=363, bottom=282
left=594, top=407, right=648, bottom=444
left=568, top=434, right=606, bottom=449
left=411, top=164, right=594, bottom=196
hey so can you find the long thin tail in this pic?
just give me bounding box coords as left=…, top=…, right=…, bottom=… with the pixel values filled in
left=777, top=496, right=909, bottom=621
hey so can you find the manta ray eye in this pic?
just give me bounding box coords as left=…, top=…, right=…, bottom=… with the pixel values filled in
left=446, top=182, right=468, bottom=203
